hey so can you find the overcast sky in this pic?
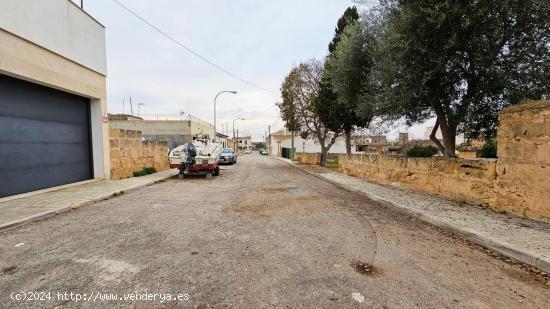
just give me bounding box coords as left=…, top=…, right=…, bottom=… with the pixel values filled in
left=79, top=0, right=432, bottom=141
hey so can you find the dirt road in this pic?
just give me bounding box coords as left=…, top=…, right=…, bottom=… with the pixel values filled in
left=0, top=153, right=547, bottom=308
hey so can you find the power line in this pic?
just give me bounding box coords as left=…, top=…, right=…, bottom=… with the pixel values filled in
left=109, top=0, right=276, bottom=94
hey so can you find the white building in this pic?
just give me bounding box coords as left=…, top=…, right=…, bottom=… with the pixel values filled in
left=0, top=0, right=109, bottom=197
left=269, top=129, right=363, bottom=156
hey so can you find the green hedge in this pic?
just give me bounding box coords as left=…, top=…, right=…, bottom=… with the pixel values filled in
left=405, top=145, right=438, bottom=157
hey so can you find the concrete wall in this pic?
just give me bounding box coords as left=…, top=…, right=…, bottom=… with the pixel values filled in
left=0, top=5, right=109, bottom=180
left=109, top=129, right=170, bottom=180
left=109, top=120, right=193, bottom=149
left=495, top=100, right=550, bottom=221
left=109, top=118, right=216, bottom=149
left=0, top=0, right=107, bottom=75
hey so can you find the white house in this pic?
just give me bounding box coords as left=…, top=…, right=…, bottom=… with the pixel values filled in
left=269, top=129, right=364, bottom=157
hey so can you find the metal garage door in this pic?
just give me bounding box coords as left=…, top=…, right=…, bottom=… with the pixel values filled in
left=0, top=74, right=93, bottom=197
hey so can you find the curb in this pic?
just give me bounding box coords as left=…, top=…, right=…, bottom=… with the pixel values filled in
left=275, top=157, right=550, bottom=273
left=0, top=171, right=177, bottom=232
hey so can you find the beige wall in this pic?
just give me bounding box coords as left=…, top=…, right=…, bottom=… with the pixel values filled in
left=109, top=129, right=170, bottom=180
left=496, top=100, right=550, bottom=221
left=0, top=26, right=109, bottom=180
left=109, top=119, right=193, bottom=136
left=0, top=0, right=107, bottom=75
left=337, top=154, right=498, bottom=209
left=294, top=101, right=550, bottom=223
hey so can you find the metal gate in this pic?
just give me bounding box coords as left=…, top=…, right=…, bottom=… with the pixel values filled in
left=0, top=74, right=93, bottom=197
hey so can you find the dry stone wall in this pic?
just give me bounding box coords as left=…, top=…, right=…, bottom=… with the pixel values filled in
left=109, top=128, right=170, bottom=179
left=293, top=100, right=550, bottom=223
left=495, top=100, right=550, bottom=221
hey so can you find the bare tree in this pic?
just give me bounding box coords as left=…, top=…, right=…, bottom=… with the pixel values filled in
left=278, top=59, right=343, bottom=165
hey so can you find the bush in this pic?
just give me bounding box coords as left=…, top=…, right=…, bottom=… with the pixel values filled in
left=405, top=145, right=438, bottom=157
left=479, top=140, right=497, bottom=158
left=133, top=167, right=157, bottom=177
left=143, top=167, right=157, bottom=174
left=133, top=170, right=146, bottom=177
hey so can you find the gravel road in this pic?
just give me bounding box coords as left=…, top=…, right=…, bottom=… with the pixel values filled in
left=0, top=153, right=547, bottom=308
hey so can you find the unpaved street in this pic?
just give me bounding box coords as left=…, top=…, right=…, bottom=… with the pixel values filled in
left=0, top=154, right=548, bottom=308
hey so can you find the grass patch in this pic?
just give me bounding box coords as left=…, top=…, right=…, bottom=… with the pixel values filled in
left=325, top=159, right=339, bottom=168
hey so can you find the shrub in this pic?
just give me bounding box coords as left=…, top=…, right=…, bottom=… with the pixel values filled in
left=143, top=167, right=157, bottom=174
left=405, top=145, right=438, bottom=157
left=133, top=167, right=157, bottom=177
left=479, top=140, right=497, bottom=158
left=133, top=170, right=146, bottom=177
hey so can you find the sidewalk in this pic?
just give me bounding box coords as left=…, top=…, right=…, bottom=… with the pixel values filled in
left=0, top=169, right=179, bottom=231
left=276, top=157, right=550, bottom=273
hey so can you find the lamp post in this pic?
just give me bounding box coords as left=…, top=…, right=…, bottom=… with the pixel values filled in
left=214, top=90, right=237, bottom=141
left=233, top=117, right=245, bottom=152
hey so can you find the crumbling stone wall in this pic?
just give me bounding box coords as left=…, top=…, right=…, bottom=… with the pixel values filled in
left=495, top=100, right=550, bottom=221
left=338, top=154, right=498, bottom=208
left=295, top=101, right=550, bottom=223
left=109, top=128, right=170, bottom=179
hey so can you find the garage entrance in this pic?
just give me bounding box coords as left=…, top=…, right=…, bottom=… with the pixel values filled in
left=0, top=74, right=93, bottom=197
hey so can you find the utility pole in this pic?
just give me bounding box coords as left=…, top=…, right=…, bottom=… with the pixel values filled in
left=129, top=97, right=134, bottom=116
left=80, top=0, right=84, bottom=9
left=268, top=125, right=271, bottom=155
left=122, top=99, right=125, bottom=114
left=236, top=129, right=239, bottom=154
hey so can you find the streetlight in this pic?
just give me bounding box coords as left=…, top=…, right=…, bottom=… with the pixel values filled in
left=214, top=90, right=237, bottom=141
left=233, top=117, right=245, bottom=152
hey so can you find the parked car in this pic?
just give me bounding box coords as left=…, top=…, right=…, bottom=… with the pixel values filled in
left=220, top=148, right=237, bottom=164
left=244, top=149, right=252, bottom=154
left=259, top=149, right=268, bottom=155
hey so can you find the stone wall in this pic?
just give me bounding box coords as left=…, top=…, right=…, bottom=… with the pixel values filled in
left=495, top=100, right=550, bottom=221
left=338, top=154, right=498, bottom=208
left=109, top=128, right=170, bottom=179
left=294, top=153, right=339, bottom=165
left=293, top=100, right=550, bottom=223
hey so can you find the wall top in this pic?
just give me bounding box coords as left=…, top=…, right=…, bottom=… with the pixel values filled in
left=0, top=0, right=107, bottom=75
left=500, top=100, right=550, bottom=115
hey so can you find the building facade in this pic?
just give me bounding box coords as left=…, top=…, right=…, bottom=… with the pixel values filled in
left=269, top=129, right=364, bottom=157
left=0, top=0, right=109, bottom=197
left=108, top=114, right=215, bottom=149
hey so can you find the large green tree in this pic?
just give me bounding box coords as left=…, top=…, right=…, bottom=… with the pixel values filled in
left=317, top=6, right=370, bottom=155
left=370, top=0, right=550, bottom=157
left=325, top=21, right=376, bottom=153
